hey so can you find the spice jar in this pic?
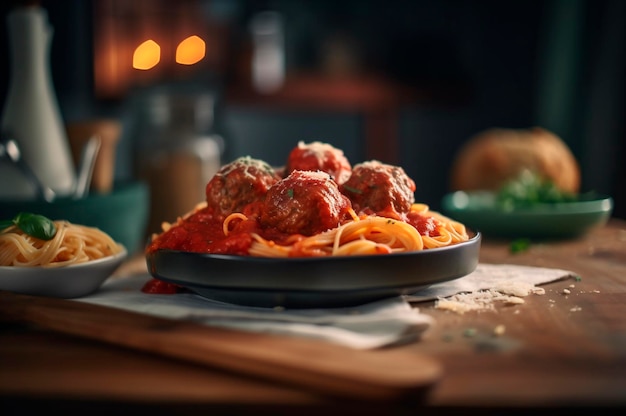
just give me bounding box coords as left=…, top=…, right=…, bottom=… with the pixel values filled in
left=134, top=88, right=223, bottom=235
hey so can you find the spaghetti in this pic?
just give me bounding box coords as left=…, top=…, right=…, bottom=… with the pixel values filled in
left=244, top=204, right=468, bottom=258
left=0, top=221, right=124, bottom=267
left=146, top=143, right=472, bottom=259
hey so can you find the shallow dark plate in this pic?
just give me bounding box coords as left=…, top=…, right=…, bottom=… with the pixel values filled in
left=145, top=232, right=481, bottom=308
left=442, top=191, right=613, bottom=239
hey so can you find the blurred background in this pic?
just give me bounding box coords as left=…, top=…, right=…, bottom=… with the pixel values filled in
left=1, top=0, right=624, bottom=235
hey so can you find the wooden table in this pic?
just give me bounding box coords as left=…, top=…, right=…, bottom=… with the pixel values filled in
left=1, top=219, right=625, bottom=415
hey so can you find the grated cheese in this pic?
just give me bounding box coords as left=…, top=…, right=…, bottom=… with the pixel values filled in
left=434, top=281, right=547, bottom=314
left=493, top=281, right=545, bottom=297
left=493, top=324, right=506, bottom=336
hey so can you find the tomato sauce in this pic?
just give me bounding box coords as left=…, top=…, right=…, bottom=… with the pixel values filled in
left=405, top=211, right=441, bottom=237
left=147, top=207, right=253, bottom=255
left=147, top=206, right=442, bottom=255
left=141, top=278, right=184, bottom=294
left=143, top=144, right=444, bottom=294
left=142, top=206, right=295, bottom=294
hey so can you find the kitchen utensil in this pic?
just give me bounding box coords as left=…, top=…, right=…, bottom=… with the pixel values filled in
left=0, top=134, right=56, bottom=202
left=66, top=119, right=121, bottom=194
left=73, top=135, right=101, bottom=199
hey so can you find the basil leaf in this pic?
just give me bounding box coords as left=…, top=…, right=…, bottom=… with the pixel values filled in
left=13, top=212, right=57, bottom=240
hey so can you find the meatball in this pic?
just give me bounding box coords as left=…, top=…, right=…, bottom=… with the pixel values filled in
left=205, top=156, right=281, bottom=220
left=261, top=170, right=352, bottom=236
left=284, top=141, right=352, bottom=184
left=341, top=160, right=416, bottom=219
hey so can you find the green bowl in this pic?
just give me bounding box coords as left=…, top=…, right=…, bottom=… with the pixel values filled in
left=441, top=191, right=613, bottom=239
left=0, top=181, right=149, bottom=254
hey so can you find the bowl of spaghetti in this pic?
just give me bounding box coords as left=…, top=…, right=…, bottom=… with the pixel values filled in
left=144, top=141, right=481, bottom=308
left=0, top=213, right=127, bottom=298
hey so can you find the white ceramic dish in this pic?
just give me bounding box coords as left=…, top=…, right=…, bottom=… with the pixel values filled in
left=0, top=248, right=127, bottom=298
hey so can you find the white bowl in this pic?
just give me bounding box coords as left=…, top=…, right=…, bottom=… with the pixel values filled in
left=0, top=248, right=128, bottom=298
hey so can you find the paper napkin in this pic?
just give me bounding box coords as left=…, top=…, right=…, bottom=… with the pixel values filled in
left=78, top=263, right=573, bottom=349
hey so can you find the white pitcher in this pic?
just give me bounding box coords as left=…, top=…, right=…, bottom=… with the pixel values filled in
left=1, top=5, right=75, bottom=199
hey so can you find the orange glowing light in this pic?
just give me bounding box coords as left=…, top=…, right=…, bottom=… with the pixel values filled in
left=176, top=35, right=205, bottom=65
left=133, top=39, right=161, bottom=70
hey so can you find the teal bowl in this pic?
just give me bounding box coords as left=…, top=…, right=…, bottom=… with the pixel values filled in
left=0, top=181, right=149, bottom=254
left=441, top=191, right=613, bottom=239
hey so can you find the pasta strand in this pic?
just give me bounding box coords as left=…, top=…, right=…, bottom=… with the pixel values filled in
left=246, top=204, right=468, bottom=258
left=0, top=222, right=124, bottom=267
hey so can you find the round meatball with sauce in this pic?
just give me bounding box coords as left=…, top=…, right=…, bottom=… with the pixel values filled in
left=205, top=156, right=281, bottom=220
left=261, top=170, right=353, bottom=236
left=284, top=141, right=352, bottom=184
left=341, top=160, right=416, bottom=219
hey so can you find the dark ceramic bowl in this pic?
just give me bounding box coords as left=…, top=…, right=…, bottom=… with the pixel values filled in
left=0, top=181, right=149, bottom=254
left=442, top=191, right=613, bottom=239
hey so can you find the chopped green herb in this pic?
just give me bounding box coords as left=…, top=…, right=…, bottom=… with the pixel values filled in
left=573, top=275, right=582, bottom=282
left=510, top=238, right=531, bottom=254
left=463, top=328, right=477, bottom=338
left=0, top=212, right=57, bottom=240
left=342, top=185, right=362, bottom=194
left=496, top=170, right=577, bottom=210
left=287, top=188, right=294, bottom=199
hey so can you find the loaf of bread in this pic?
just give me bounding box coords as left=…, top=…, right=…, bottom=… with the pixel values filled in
left=449, top=127, right=580, bottom=193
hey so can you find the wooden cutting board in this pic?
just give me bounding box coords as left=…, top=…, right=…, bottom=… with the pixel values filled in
left=0, top=290, right=442, bottom=401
